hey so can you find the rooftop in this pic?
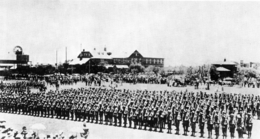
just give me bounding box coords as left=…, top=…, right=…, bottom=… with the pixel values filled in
left=212, top=59, right=237, bottom=65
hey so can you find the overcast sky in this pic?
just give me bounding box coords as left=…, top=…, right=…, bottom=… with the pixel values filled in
left=0, top=1, right=260, bottom=66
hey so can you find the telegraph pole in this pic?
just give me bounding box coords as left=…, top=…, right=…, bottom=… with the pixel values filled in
left=66, top=47, right=67, bottom=63
left=89, top=59, right=90, bottom=74
left=56, top=50, right=58, bottom=70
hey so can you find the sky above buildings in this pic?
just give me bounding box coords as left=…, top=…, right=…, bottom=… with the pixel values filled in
left=0, top=1, right=260, bottom=66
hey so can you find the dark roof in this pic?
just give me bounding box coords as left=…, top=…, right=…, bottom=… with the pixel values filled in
left=212, top=61, right=236, bottom=65
left=128, top=50, right=143, bottom=58
left=78, top=51, right=93, bottom=59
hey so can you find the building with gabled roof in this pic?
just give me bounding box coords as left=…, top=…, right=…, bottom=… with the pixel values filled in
left=76, top=49, right=164, bottom=68
left=212, top=58, right=238, bottom=79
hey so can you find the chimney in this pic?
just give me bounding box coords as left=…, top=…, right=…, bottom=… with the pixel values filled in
left=224, top=58, right=226, bottom=62
left=104, top=47, right=107, bottom=52
left=240, top=60, right=243, bottom=67
left=83, top=49, right=85, bottom=52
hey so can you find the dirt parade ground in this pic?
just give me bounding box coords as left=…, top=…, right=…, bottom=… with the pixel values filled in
left=1, top=82, right=260, bottom=139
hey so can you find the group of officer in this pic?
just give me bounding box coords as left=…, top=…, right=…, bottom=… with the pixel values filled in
left=0, top=84, right=258, bottom=139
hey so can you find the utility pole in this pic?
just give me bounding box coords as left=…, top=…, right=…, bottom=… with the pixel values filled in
left=56, top=50, right=57, bottom=68
left=66, top=47, right=67, bottom=63
left=56, top=50, right=58, bottom=72
left=88, top=59, right=90, bottom=74
left=80, top=43, right=82, bottom=51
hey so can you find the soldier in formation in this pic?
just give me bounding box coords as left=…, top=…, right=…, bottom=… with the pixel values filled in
left=0, top=84, right=259, bottom=139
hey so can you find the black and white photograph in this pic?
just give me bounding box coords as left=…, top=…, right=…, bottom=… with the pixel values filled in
left=0, top=0, right=260, bottom=139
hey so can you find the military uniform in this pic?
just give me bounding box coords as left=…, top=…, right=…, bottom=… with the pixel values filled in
left=159, top=110, right=164, bottom=133
left=137, top=109, right=142, bottom=129
left=256, top=102, right=260, bottom=120
left=183, top=111, right=190, bottom=136
left=105, top=107, right=110, bottom=125
left=118, top=108, right=122, bottom=127
left=199, top=112, right=206, bottom=138
left=143, top=110, right=147, bottom=130
left=167, top=111, right=173, bottom=134
left=154, top=110, right=159, bottom=132
left=133, top=109, right=138, bottom=129
left=99, top=105, right=104, bottom=124
left=0, top=97, right=3, bottom=112
left=71, top=103, right=76, bottom=120
left=221, top=113, right=228, bottom=139
left=66, top=103, right=71, bottom=120
left=82, top=104, right=87, bottom=121
left=129, top=110, right=133, bottom=128
left=229, top=114, right=236, bottom=139
left=50, top=102, right=56, bottom=118
left=95, top=105, right=99, bottom=123
left=62, top=102, right=67, bottom=119
left=191, top=111, right=198, bottom=137
left=207, top=113, right=214, bottom=139
left=56, top=102, right=61, bottom=119
left=46, top=102, right=51, bottom=117
left=28, top=100, right=34, bottom=115
left=246, top=113, right=253, bottom=139
left=90, top=106, right=94, bottom=123
left=214, top=115, right=220, bottom=139
left=36, top=101, right=41, bottom=116
left=123, top=107, right=128, bottom=127
left=175, top=110, right=182, bottom=135
left=79, top=104, right=84, bottom=121
left=113, top=107, right=118, bottom=126
left=33, top=100, right=38, bottom=116
left=236, top=114, right=243, bottom=139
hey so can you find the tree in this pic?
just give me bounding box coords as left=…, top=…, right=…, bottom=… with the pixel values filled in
left=57, top=64, right=66, bottom=74
left=209, top=65, right=219, bottom=81
left=238, top=67, right=259, bottom=78
left=45, top=64, right=55, bottom=74
left=159, top=68, right=166, bottom=75
left=145, top=65, right=161, bottom=74
left=186, top=66, right=193, bottom=76
left=129, top=63, right=145, bottom=73
left=145, top=65, right=154, bottom=73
